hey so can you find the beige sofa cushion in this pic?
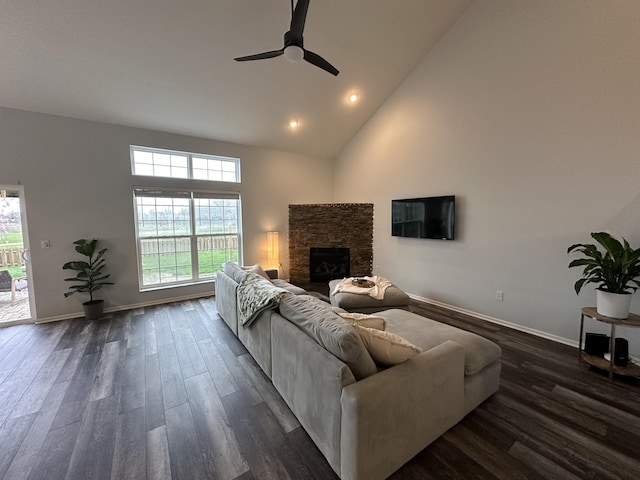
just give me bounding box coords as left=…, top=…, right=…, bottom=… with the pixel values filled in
left=378, top=309, right=502, bottom=376
left=338, top=312, right=386, bottom=331
left=279, top=294, right=378, bottom=380
left=352, top=324, right=423, bottom=366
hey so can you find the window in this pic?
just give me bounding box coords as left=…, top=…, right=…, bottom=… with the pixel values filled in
left=133, top=189, right=241, bottom=289
left=131, top=145, right=243, bottom=290
left=131, top=146, right=240, bottom=183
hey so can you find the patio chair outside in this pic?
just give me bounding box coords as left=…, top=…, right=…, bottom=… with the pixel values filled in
left=0, top=270, right=27, bottom=304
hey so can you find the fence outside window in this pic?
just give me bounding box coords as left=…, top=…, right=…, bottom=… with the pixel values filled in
left=0, top=246, right=25, bottom=268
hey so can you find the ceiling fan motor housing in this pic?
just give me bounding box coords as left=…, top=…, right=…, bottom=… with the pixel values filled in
left=284, top=32, right=304, bottom=61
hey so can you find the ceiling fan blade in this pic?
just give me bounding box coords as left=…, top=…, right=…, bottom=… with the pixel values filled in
left=234, top=49, right=284, bottom=62
left=290, top=0, right=310, bottom=44
left=303, top=49, right=339, bottom=76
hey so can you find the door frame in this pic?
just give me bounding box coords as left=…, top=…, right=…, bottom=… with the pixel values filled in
left=0, top=184, right=35, bottom=325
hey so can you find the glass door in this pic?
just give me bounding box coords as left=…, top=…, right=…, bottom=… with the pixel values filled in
left=0, top=185, right=33, bottom=324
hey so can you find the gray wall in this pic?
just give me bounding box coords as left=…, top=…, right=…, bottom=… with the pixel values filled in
left=0, top=107, right=333, bottom=321
left=333, top=0, right=640, bottom=353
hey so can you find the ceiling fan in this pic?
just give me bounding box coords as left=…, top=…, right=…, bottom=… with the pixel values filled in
left=234, top=0, right=339, bottom=76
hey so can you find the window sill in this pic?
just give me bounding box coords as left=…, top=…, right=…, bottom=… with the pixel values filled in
left=139, top=278, right=215, bottom=293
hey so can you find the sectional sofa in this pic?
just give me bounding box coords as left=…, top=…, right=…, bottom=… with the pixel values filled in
left=215, top=262, right=501, bottom=480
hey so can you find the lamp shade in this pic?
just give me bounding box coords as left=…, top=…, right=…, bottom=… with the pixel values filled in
left=267, top=232, right=279, bottom=270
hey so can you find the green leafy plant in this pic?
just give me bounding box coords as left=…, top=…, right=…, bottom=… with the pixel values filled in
left=567, top=232, right=640, bottom=295
left=63, top=239, right=114, bottom=302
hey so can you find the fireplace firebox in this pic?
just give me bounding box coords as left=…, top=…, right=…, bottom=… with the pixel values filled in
left=309, top=247, right=350, bottom=283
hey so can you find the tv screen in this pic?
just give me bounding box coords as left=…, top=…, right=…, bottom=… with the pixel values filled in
left=391, top=195, right=455, bottom=240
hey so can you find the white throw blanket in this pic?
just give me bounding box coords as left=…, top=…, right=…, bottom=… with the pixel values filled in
left=237, top=272, right=287, bottom=328
left=332, top=276, right=392, bottom=300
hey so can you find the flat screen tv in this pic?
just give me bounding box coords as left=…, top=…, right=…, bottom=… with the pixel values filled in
left=391, top=195, right=455, bottom=240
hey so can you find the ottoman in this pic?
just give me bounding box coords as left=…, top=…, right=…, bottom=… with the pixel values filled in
left=329, top=278, right=411, bottom=313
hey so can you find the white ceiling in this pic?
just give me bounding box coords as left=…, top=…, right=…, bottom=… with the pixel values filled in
left=0, top=0, right=471, bottom=158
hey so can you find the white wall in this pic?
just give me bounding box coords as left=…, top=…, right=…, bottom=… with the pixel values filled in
left=334, top=0, right=640, bottom=352
left=0, top=107, right=333, bottom=321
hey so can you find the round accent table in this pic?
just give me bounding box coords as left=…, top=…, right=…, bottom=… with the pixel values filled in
left=578, top=307, right=640, bottom=381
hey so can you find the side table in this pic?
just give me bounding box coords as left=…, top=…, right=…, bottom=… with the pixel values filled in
left=578, top=307, right=640, bottom=381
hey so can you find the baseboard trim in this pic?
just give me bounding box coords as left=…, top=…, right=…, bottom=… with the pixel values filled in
left=35, top=292, right=215, bottom=324
left=409, top=294, right=579, bottom=349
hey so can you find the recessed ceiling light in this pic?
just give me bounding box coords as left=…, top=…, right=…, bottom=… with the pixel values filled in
left=289, top=119, right=299, bottom=128
left=348, top=93, right=359, bottom=103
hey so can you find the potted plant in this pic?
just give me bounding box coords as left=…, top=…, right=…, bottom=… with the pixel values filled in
left=567, top=232, right=640, bottom=319
left=63, top=238, right=114, bottom=320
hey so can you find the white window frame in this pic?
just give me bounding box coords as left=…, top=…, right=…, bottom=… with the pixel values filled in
left=130, top=145, right=241, bottom=183
left=133, top=188, right=243, bottom=291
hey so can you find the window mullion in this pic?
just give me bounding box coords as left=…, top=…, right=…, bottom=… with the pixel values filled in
left=190, top=195, right=199, bottom=281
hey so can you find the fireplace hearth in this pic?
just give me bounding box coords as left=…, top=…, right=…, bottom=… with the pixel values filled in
left=309, top=247, right=350, bottom=283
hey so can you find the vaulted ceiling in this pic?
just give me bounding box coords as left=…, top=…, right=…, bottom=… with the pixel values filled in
left=0, top=0, right=471, bottom=158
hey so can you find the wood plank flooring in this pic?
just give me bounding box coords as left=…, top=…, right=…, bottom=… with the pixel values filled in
left=0, top=297, right=639, bottom=480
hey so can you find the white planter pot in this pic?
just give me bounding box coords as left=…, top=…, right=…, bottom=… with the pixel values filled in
left=596, top=290, right=632, bottom=319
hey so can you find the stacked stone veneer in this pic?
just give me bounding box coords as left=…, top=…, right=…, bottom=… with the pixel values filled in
left=289, top=203, right=373, bottom=285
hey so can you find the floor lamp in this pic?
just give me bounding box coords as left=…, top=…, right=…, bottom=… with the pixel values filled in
left=266, top=231, right=279, bottom=271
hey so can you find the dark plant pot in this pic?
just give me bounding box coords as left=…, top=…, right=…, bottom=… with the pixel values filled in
left=82, top=299, right=105, bottom=321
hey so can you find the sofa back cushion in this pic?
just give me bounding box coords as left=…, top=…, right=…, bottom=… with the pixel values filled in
left=272, top=279, right=307, bottom=295
left=279, top=294, right=378, bottom=380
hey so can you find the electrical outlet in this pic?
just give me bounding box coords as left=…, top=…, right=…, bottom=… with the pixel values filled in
left=40, top=240, right=51, bottom=249
left=495, top=290, right=504, bottom=302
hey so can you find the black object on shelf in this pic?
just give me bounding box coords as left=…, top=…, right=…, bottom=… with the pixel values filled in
left=585, top=333, right=609, bottom=357
left=614, top=338, right=629, bottom=366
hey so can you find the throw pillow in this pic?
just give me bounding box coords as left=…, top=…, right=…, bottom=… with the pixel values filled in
left=241, top=264, right=271, bottom=280
left=337, top=312, right=386, bottom=331
left=223, top=261, right=247, bottom=283
left=352, top=324, right=423, bottom=366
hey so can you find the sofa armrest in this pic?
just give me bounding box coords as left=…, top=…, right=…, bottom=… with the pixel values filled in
left=340, top=340, right=465, bottom=480
left=215, top=270, right=239, bottom=336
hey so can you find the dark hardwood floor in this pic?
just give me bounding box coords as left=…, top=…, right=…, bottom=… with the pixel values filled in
left=0, top=297, right=639, bottom=480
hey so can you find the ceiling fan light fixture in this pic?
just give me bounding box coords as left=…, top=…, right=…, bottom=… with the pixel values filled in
left=284, top=45, right=304, bottom=62
left=234, top=0, right=338, bottom=76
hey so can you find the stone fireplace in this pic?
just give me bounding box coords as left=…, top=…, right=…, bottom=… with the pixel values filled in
left=289, top=203, right=373, bottom=286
